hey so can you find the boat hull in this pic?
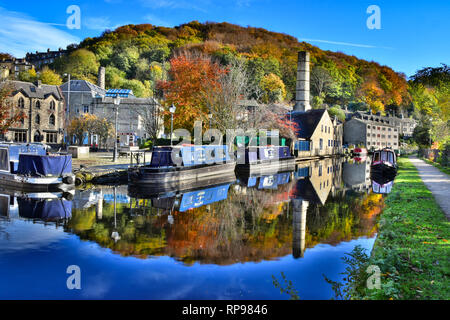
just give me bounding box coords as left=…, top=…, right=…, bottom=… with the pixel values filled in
left=0, top=172, right=75, bottom=192
left=128, top=172, right=237, bottom=197
left=128, top=161, right=237, bottom=190
left=370, top=162, right=397, bottom=184
left=236, top=157, right=296, bottom=175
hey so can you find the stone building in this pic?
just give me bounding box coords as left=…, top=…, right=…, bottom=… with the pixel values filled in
left=344, top=111, right=400, bottom=151
left=0, top=58, right=34, bottom=80
left=26, top=48, right=67, bottom=70
left=292, top=109, right=343, bottom=157
left=392, top=115, right=417, bottom=138
left=60, top=77, right=163, bottom=147
left=0, top=80, right=65, bottom=145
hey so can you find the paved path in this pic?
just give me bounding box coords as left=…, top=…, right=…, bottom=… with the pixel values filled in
left=409, top=156, right=450, bottom=220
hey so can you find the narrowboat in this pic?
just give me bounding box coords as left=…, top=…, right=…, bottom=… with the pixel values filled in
left=352, top=147, right=368, bottom=156
left=128, top=144, right=236, bottom=189
left=0, top=143, right=75, bottom=192
left=370, top=148, right=398, bottom=183
left=235, top=145, right=295, bottom=175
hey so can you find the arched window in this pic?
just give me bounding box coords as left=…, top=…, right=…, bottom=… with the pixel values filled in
left=34, top=131, right=41, bottom=142
left=18, top=97, right=25, bottom=108
left=50, top=101, right=56, bottom=111
left=36, top=101, right=41, bottom=109
left=49, top=114, right=55, bottom=126
left=35, top=114, right=40, bottom=124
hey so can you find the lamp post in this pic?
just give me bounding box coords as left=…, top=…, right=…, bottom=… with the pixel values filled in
left=112, top=96, right=121, bottom=162
left=208, top=113, right=213, bottom=130
left=64, top=73, right=71, bottom=148
left=169, top=104, right=176, bottom=146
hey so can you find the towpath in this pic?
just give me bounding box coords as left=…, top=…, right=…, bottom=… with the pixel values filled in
left=409, top=156, right=450, bottom=220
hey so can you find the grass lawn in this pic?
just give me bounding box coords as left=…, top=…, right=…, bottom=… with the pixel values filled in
left=359, top=157, right=450, bottom=300
left=422, top=158, right=450, bottom=176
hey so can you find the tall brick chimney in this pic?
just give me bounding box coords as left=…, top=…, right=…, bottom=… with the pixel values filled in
left=98, top=66, right=105, bottom=90
left=294, top=51, right=311, bottom=112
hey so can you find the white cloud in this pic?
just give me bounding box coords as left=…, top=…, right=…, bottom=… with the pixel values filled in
left=83, top=16, right=113, bottom=31
left=0, top=7, right=79, bottom=58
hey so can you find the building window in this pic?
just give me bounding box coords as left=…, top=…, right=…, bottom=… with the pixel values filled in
left=35, top=101, right=40, bottom=109
left=83, top=105, right=89, bottom=113
left=35, top=114, right=40, bottom=124
left=368, top=125, right=371, bottom=129
left=34, top=131, right=42, bottom=142
left=46, top=132, right=57, bottom=143
left=18, top=98, right=25, bottom=109
left=49, top=114, right=55, bottom=126
left=14, top=131, right=27, bottom=142
left=319, top=165, right=322, bottom=177
left=50, top=101, right=56, bottom=111
left=321, top=125, right=323, bottom=132
left=320, top=139, right=323, bottom=150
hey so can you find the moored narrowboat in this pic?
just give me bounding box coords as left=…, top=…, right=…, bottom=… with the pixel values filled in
left=128, top=144, right=236, bottom=188
left=370, top=148, right=398, bottom=183
left=236, top=145, right=295, bottom=175
left=0, top=143, right=75, bottom=192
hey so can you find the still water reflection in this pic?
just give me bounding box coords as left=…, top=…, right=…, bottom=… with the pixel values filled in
left=0, top=158, right=390, bottom=300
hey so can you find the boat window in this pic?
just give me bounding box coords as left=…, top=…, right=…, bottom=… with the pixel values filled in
left=0, top=149, right=9, bottom=171
left=388, top=153, right=394, bottom=163
left=373, top=152, right=380, bottom=162
left=381, top=152, right=388, bottom=162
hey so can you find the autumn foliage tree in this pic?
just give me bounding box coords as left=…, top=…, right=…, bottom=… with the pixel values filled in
left=157, top=51, right=228, bottom=132
left=0, top=84, right=25, bottom=134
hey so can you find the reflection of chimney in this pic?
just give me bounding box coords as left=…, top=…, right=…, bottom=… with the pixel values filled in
left=96, top=190, right=103, bottom=220
left=292, top=199, right=308, bottom=259
left=294, top=51, right=311, bottom=112
left=98, top=66, right=106, bottom=90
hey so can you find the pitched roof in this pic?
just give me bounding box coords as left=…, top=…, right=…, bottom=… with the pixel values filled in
left=290, top=109, right=327, bottom=139
left=60, top=80, right=106, bottom=97
left=0, top=80, right=63, bottom=100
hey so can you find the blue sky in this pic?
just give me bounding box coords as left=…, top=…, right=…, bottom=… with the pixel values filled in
left=0, top=0, right=448, bottom=77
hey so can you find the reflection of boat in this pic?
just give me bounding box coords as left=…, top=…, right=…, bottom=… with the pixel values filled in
left=130, top=180, right=232, bottom=213
left=372, top=179, right=394, bottom=194
left=0, top=190, right=72, bottom=221
left=238, top=171, right=292, bottom=190
left=0, top=143, right=74, bottom=192
left=128, top=171, right=236, bottom=198
left=128, top=145, right=236, bottom=188
left=370, top=148, right=398, bottom=183
left=236, top=146, right=295, bottom=175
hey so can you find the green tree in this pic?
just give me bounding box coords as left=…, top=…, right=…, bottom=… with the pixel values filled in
left=39, top=67, right=62, bottom=85
left=55, top=49, right=99, bottom=83
left=260, top=73, right=286, bottom=103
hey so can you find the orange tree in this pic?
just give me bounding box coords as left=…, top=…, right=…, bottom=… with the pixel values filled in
left=157, top=51, right=227, bottom=132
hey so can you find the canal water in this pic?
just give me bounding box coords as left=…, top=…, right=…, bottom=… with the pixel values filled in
left=0, top=157, right=389, bottom=300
